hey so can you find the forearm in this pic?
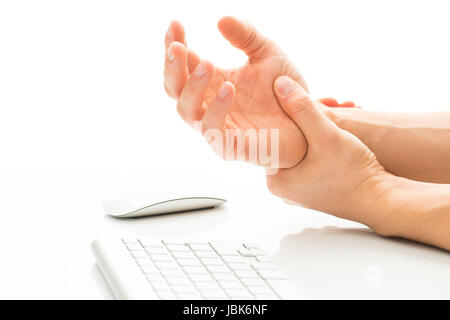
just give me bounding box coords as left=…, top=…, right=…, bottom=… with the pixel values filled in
left=369, top=174, right=450, bottom=251
left=326, top=108, right=450, bottom=183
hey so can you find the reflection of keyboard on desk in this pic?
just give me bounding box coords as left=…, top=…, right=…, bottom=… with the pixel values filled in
left=92, top=238, right=301, bottom=300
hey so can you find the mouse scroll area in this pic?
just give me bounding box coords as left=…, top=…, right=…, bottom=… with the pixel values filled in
left=102, top=197, right=227, bottom=218
left=102, top=201, right=137, bottom=217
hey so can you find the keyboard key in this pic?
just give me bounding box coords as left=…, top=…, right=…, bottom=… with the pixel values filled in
left=234, top=270, right=259, bottom=279
left=172, top=252, right=196, bottom=259
left=135, top=258, right=153, bottom=267
left=257, top=270, right=287, bottom=280
left=213, top=273, right=237, bottom=281
left=139, top=239, right=164, bottom=248
left=165, top=277, right=191, bottom=285
left=130, top=250, right=148, bottom=259
left=201, top=258, right=224, bottom=266
left=248, top=286, right=274, bottom=295
left=219, top=280, right=244, bottom=289
left=167, top=245, right=190, bottom=252
left=152, top=282, right=171, bottom=291
left=195, top=282, right=221, bottom=291
left=228, top=263, right=252, bottom=271
left=250, top=248, right=266, bottom=256
left=171, top=285, right=197, bottom=294
left=251, top=262, right=278, bottom=270
left=189, top=274, right=214, bottom=282
left=145, top=247, right=168, bottom=255
left=256, top=256, right=272, bottom=263
left=189, top=244, right=212, bottom=251
left=146, top=274, right=165, bottom=282
left=150, top=254, right=174, bottom=262
left=141, top=266, right=159, bottom=274
left=177, top=259, right=202, bottom=267
left=210, top=241, right=240, bottom=256
left=195, top=251, right=218, bottom=258
left=241, top=278, right=266, bottom=287
left=243, top=242, right=260, bottom=249
left=155, top=261, right=179, bottom=269
left=206, top=266, right=230, bottom=274
left=183, top=266, right=208, bottom=274
left=160, top=269, right=185, bottom=277
left=238, top=249, right=256, bottom=257
left=122, top=237, right=138, bottom=244
left=222, top=256, right=246, bottom=263
left=126, top=243, right=143, bottom=251
left=162, top=240, right=186, bottom=245
left=185, top=240, right=209, bottom=245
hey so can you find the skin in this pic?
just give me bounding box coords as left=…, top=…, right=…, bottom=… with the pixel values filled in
left=163, top=17, right=450, bottom=251
left=322, top=108, right=450, bottom=183
left=269, top=77, right=450, bottom=251
left=164, top=17, right=308, bottom=168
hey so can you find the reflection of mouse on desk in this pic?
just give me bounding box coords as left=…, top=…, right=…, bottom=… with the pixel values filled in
left=103, top=197, right=226, bottom=218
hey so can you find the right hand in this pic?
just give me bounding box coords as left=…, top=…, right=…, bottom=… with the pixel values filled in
left=163, top=17, right=309, bottom=168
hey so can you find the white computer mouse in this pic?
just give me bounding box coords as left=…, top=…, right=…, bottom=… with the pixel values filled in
left=102, top=196, right=226, bottom=218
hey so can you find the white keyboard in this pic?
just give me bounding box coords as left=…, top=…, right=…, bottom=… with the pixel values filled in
left=92, top=238, right=302, bottom=300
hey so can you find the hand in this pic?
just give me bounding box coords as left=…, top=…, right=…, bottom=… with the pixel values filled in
left=164, top=17, right=309, bottom=168
left=266, top=76, right=389, bottom=231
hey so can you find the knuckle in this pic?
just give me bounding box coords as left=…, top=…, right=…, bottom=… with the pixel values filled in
left=289, top=93, right=314, bottom=116
left=176, top=100, right=188, bottom=121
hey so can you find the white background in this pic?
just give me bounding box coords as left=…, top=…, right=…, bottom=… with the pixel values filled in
left=0, top=0, right=449, bottom=299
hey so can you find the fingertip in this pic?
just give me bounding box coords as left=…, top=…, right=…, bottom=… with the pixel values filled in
left=319, top=97, right=339, bottom=107
left=166, top=20, right=186, bottom=48
left=217, top=16, right=238, bottom=32
left=274, top=76, right=302, bottom=99
left=217, top=81, right=234, bottom=101
left=167, top=41, right=187, bottom=62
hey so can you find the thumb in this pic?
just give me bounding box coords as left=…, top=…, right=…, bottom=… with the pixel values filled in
left=274, top=76, right=332, bottom=140
left=217, top=16, right=279, bottom=60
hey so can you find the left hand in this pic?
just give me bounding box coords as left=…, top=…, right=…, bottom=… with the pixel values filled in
left=266, top=76, right=389, bottom=231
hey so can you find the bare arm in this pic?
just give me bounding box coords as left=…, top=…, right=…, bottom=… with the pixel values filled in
left=324, top=108, right=450, bottom=183
left=375, top=174, right=450, bottom=251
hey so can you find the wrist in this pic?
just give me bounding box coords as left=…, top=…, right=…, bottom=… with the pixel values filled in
left=365, top=174, right=450, bottom=249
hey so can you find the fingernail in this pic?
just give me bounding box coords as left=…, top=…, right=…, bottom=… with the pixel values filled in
left=218, top=82, right=231, bottom=99
left=168, top=43, right=175, bottom=62
left=275, top=77, right=297, bottom=98
left=193, top=62, right=207, bottom=78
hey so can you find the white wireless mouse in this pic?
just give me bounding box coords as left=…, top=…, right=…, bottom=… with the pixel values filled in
left=102, top=196, right=227, bottom=218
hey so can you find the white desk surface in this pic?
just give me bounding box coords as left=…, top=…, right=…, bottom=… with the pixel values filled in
left=1, top=0, right=450, bottom=300
left=0, top=165, right=449, bottom=300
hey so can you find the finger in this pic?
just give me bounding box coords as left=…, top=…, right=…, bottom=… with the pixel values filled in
left=318, top=97, right=339, bottom=107
left=164, top=41, right=188, bottom=99
left=274, top=76, right=333, bottom=140
left=217, top=16, right=279, bottom=60
left=202, top=81, right=235, bottom=132
left=165, top=21, right=201, bottom=73
left=187, top=47, right=201, bottom=73
left=177, top=61, right=215, bottom=125
left=339, top=101, right=356, bottom=108
left=165, top=20, right=185, bottom=50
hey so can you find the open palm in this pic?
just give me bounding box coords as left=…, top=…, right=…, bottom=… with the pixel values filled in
left=164, top=17, right=308, bottom=168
